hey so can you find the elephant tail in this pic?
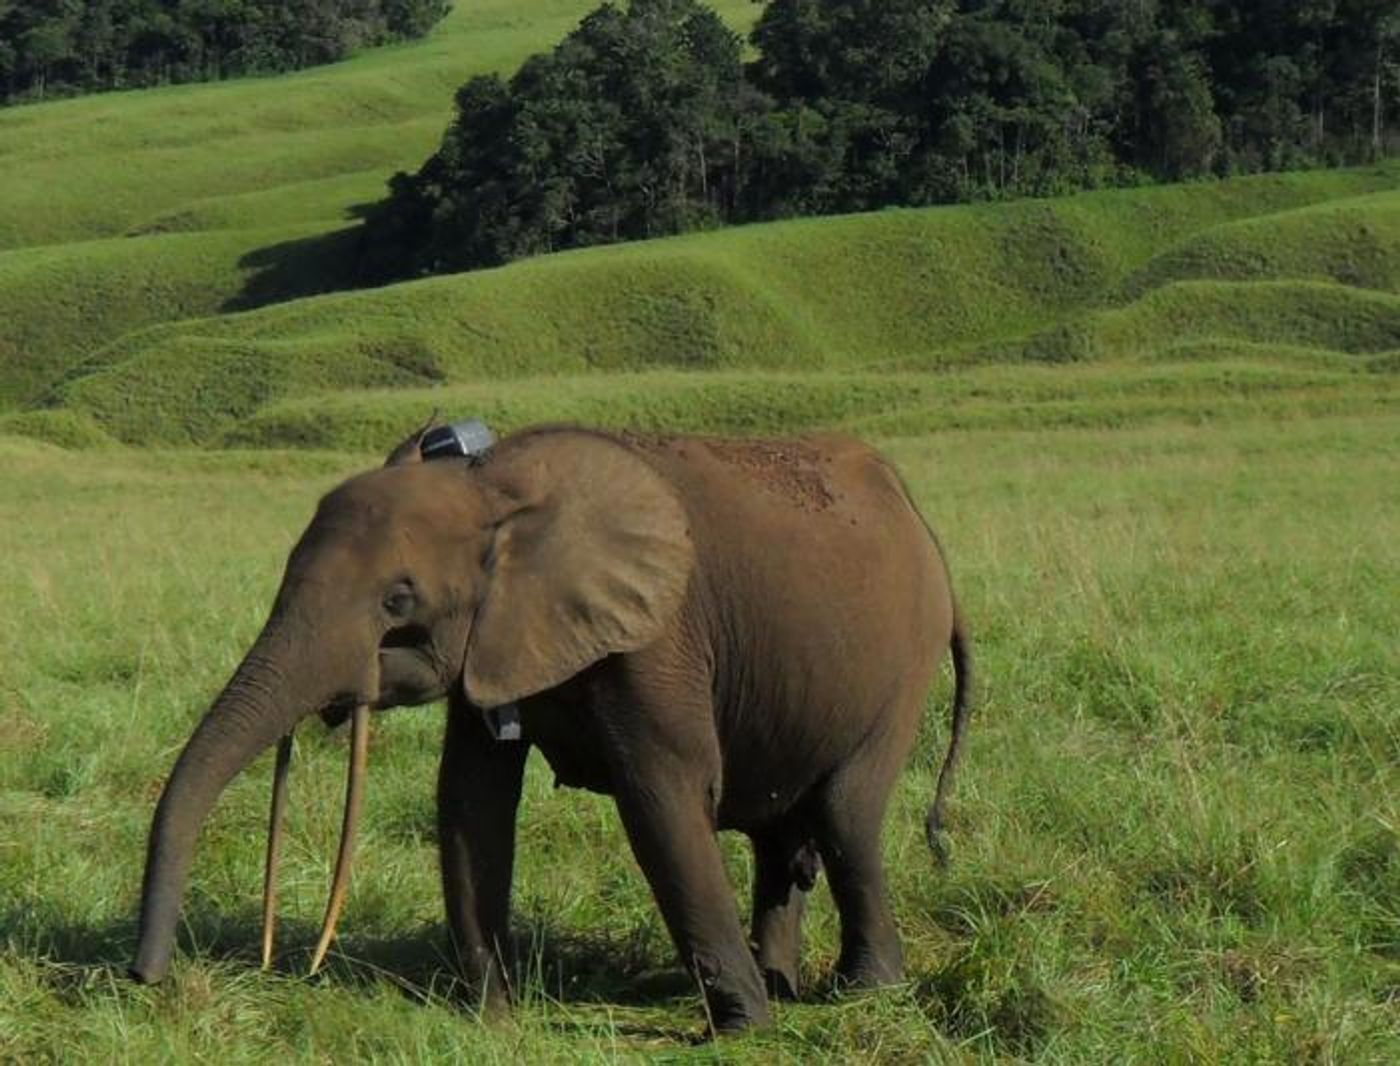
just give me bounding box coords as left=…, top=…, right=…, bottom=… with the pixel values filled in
left=925, top=603, right=973, bottom=867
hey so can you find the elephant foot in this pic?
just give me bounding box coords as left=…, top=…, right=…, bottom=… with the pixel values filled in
left=454, top=976, right=513, bottom=1019
left=447, top=944, right=515, bottom=1017
left=706, top=995, right=772, bottom=1036
left=835, top=968, right=903, bottom=994
left=835, top=945, right=904, bottom=992
left=694, top=950, right=772, bottom=1035
left=761, top=963, right=800, bottom=1001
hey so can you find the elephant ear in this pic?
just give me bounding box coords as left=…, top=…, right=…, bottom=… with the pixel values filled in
left=463, top=432, right=695, bottom=709
left=382, top=413, right=441, bottom=467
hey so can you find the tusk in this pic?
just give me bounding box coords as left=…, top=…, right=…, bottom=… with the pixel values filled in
left=309, top=703, right=370, bottom=975
left=260, top=732, right=295, bottom=970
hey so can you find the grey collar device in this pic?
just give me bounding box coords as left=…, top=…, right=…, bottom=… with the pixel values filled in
left=485, top=704, right=523, bottom=742
left=420, top=419, right=496, bottom=463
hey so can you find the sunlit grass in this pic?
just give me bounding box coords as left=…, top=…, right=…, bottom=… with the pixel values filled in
left=0, top=0, right=760, bottom=412
left=4, top=163, right=1394, bottom=438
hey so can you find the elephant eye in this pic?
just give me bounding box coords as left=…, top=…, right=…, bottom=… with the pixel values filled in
left=382, top=583, right=416, bottom=619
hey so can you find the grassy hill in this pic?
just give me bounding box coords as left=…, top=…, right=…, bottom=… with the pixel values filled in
left=5, top=165, right=1400, bottom=444
left=0, top=1, right=756, bottom=247
left=0, top=0, right=755, bottom=410
left=1, top=0, right=1398, bottom=442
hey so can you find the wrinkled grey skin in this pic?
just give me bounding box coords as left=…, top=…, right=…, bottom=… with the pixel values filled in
left=131, top=423, right=972, bottom=1035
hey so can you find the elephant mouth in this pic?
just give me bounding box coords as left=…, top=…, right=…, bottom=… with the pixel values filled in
left=318, top=698, right=361, bottom=730
left=319, top=631, right=440, bottom=728
left=381, top=622, right=431, bottom=649
left=261, top=702, right=370, bottom=974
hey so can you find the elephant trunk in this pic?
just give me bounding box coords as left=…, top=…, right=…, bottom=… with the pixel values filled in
left=131, top=631, right=323, bottom=984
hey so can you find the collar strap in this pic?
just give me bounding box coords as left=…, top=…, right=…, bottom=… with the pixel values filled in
left=485, top=703, right=522, bottom=742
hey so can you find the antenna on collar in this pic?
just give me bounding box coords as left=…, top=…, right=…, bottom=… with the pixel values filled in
left=420, top=419, right=496, bottom=465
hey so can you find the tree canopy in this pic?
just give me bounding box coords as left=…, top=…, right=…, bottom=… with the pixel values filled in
left=359, top=0, right=1400, bottom=279
left=360, top=0, right=759, bottom=277
left=0, top=1, right=452, bottom=105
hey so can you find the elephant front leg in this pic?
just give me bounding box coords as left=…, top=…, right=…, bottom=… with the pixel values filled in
left=437, top=693, right=528, bottom=1011
left=598, top=673, right=771, bottom=1033
left=613, top=777, right=771, bottom=1033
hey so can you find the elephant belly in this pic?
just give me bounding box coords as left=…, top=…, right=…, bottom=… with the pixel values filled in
left=713, top=726, right=839, bottom=833
left=535, top=737, right=615, bottom=794
left=519, top=691, right=616, bottom=796
left=712, top=657, right=934, bottom=834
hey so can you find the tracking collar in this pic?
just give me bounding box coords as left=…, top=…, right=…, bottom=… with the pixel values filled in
left=420, top=418, right=496, bottom=464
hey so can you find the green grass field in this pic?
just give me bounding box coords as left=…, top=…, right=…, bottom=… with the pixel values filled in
left=2, top=0, right=1399, bottom=1060
left=3, top=405, right=1397, bottom=1061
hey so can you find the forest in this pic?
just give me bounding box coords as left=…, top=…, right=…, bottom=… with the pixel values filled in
left=359, top=0, right=1400, bottom=278
left=0, top=0, right=451, bottom=103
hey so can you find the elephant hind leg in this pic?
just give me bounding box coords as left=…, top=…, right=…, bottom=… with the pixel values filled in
left=813, top=737, right=909, bottom=990
left=749, top=831, right=820, bottom=1000
left=612, top=771, right=771, bottom=1032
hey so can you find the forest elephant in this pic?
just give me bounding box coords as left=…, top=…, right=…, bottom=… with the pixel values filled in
left=129, top=420, right=973, bottom=1034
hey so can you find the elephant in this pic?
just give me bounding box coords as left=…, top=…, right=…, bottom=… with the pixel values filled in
left=129, top=420, right=972, bottom=1035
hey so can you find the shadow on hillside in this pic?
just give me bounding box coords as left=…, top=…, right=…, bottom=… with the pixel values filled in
left=225, top=225, right=366, bottom=313
left=344, top=199, right=381, bottom=221
left=0, top=901, right=698, bottom=1031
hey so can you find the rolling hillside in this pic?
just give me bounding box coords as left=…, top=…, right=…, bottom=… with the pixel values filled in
left=1, top=0, right=1397, bottom=450
left=6, top=167, right=1397, bottom=446
left=0, top=0, right=755, bottom=411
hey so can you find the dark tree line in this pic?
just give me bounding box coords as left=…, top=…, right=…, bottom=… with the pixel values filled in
left=361, top=0, right=1400, bottom=279
left=0, top=1, right=451, bottom=104
left=358, top=0, right=760, bottom=277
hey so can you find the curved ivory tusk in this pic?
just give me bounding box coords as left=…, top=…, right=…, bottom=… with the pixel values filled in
left=308, top=703, right=370, bottom=975
left=260, top=732, right=296, bottom=970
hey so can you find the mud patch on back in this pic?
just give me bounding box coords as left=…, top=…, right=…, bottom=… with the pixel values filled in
left=702, top=438, right=836, bottom=512
left=615, top=430, right=673, bottom=455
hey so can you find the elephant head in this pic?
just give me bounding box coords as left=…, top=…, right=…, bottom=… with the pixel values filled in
left=130, top=425, right=694, bottom=983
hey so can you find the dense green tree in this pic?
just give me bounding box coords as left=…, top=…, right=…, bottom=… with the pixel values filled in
left=922, top=7, right=1090, bottom=200
left=360, top=0, right=1400, bottom=279
left=1130, top=22, right=1223, bottom=178
left=746, top=0, right=953, bottom=211
left=1193, top=0, right=1400, bottom=168
left=383, top=0, right=451, bottom=38
left=360, top=0, right=754, bottom=275
left=749, top=0, right=952, bottom=105
left=0, top=0, right=451, bottom=105
left=1332, top=0, right=1400, bottom=160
